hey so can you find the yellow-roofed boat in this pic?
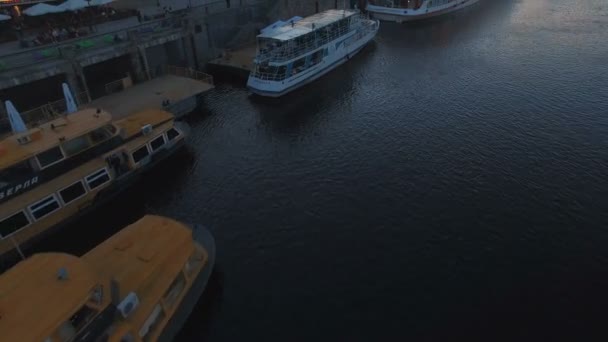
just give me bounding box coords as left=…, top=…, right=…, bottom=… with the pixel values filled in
left=0, top=215, right=215, bottom=342
left=0, top=106, right=189, bottom=258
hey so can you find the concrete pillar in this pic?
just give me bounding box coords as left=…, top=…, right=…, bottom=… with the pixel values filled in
left=68, top=61, right=92, bottom=104
left=129, top=47, right=149, bottom=82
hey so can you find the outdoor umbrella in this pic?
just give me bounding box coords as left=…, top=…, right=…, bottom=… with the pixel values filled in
left=23, top=3, right=65, bottom=16
left=89, top=0, right=114, bottom=5
left=58, top=0, right=91, bottom=11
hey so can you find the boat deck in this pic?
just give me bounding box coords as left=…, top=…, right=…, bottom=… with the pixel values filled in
left=87, top=75, right=214, bottom=120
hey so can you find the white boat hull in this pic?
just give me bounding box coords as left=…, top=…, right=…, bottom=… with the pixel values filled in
left=247, top=20, right=379, bottom=98
left=367, top=0, right=479, bottom=23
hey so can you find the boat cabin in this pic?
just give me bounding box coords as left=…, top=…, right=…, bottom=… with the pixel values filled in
left=0, top=215, right=209, bottom=342
left=254, top=9, right=359, bottom=66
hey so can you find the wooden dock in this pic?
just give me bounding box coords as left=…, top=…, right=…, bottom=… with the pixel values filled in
left=87, top=74, right=214, bottom=120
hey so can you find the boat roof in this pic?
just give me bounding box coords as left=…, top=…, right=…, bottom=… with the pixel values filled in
left=114, top=108, right=174, bottom=138
left=258, top=9, right=357, bottom=41
left=0, top=108, right=112, bottom=169
left=83, top=215, right=203, bottom=326
left=0, top=215, right=205, bottom=341
left=0, top=253, right=103, bottom=341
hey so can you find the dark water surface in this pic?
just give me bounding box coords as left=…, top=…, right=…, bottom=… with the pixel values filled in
left=38, top=0, right=608, bottom=340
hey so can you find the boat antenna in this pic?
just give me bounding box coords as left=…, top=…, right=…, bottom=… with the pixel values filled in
left=9, top=236, right=25, bottom=261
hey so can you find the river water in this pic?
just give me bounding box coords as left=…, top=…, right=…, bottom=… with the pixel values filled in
left=39, top=0, right=608, bottom=340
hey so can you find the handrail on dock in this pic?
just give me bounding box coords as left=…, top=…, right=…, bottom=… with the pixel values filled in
left=166, top=65, right=214, bottom=85
left=0, top=91, right=89, bottom=135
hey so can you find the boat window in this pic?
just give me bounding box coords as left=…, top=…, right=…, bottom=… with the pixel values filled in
left=132, top=145, right=150, bottom=164
left=59, top=181, right=87, bottom=205
left=89, top=284, right=104, bottom=306
left=37, top=146, right=65, bottom=169
left=163, top=272, right=186, bottom=308
left=69, top=304, right=97, bottom=332
left=28, top=195, right=61, bottom=221
left=184, top=247, right=204, bottom=277
left=166, top=128, right=180, bottom=141
left=62, top=135, right=92, bottom=156
left=85, top=168, right=111, bottom=190
left=293, top=57, right=306, bottom=71
left=89, top=125, right=115, bottom=144
left=56, top=321, right=76, bottom=342
left=139, top=304, right=165, bottom=342
left=0, top=160, right=34, bottom=187
left=0, top=211, right=30, bottom=238
left=149, top=135, right=166, bottom=152
left=120, top=333, right=135, bottom=342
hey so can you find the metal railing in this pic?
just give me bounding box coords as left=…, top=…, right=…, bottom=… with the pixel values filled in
left=255, top=23, right=356, bottom=64
left=166, top=65, right=214, bottom=85
left=0, top=0, right=270, bottom=73
left=0, top=16, right=185, bottom=71
left=0, top=91, right=90, bottom=135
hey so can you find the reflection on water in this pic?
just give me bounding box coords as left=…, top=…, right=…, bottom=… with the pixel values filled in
left=24, top=0, right=608, bottom=340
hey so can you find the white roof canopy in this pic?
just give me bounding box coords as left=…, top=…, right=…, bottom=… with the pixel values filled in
left=258, top=9, right=357, bottom=41
left=23, top=3, right=64, bottom=16
left=58, top=0, right=91, bottom=11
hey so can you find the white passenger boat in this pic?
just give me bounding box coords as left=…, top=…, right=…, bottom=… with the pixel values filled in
left=247, top=9, right=379, bottom=97
left=366, top=0, right=479, bottom=23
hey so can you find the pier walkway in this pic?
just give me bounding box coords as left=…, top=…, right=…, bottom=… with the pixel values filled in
left=88, top=73, right=214, bottom=119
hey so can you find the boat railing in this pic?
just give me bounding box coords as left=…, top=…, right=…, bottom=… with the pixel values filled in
left=250, top=70, right=288, bottom=81
left=255, top=23, right=356, bottom=64
left=165, top=65, right=215, bottom=85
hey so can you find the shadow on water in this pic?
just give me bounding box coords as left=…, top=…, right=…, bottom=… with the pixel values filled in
left=247, top=43, right=376, bottom=133
left=2, top=148, right=197, bottom=267
left=174, top=269, right=225, bottom=341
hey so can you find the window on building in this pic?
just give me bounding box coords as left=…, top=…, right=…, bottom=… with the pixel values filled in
left=37, top=146, right=65, bottom=168
left=85, top=168, right=111, bottom=190
left=0, top=211, right=30, bottom=238
left=59, top=181, right=87, bottom=204
left=132, top=146, right=149, bottom=164
left=29, top=195, right=61, bottom=220
left=149, top=135, right=166, bottom=152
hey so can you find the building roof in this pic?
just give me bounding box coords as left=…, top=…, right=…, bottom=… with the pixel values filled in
left=0, top=253, right=102, bottom=341
left=258, top=9, right=357, bottom=41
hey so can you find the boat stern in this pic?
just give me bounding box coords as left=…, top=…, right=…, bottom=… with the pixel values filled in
left=246, top=76, right=287, bottom=98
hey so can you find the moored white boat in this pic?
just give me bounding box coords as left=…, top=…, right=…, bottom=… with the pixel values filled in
left=366, top=0, right=479, bottom=23
left=247, top=9, right=379, bottom=97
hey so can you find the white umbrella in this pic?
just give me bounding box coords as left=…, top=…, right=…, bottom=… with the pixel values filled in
left=0, top=14, right=11, bottom=21
left=5, top=101, right=27, bottom=134
left=89, top=0, right=114, bottom=5
left=59, top=0, right=91, bottom=11
left=23, top=3, right=64, bottom=16
left=62, top=83, right=78, bottom=114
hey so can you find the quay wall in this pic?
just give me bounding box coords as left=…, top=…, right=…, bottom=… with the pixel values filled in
left=0, top=0, right=344, bottom=112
